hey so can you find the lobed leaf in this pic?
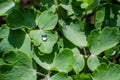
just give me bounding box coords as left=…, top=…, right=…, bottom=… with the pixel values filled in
left=87, top=55, right=100, bottom=71
left=36, top=11, right=58, bottom=30
left=0, top=50, right=37, bottom=80
left=51, top=48, right=74, bottom=73
left=72, top=48, right=85, bottom=74
left=7, top=8, right=37, bottom=29
left=30, top=30, right=58, bottom=54
left=92, top=64, right=120, bottom=80
left=0, top=27, right=33, bottom=57
left=88, top=27, right=119, bottom=55
left=62, top=21, right=87, bottom=48
left=0, top=0, right=15, bottom=16
left=33, top=53, right=55, bottom=70
left=95, top=4, right=120, bottom=29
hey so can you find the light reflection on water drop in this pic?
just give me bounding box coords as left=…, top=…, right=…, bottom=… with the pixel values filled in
left=41, top=35, right=47, bottom=41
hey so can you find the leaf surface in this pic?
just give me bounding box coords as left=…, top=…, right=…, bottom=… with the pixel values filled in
left=95, top=4, right=120, bottom=29
left=93, top=64, right=120, bottom=80
left=62, top=21, right=87, bottom=48
left=0, top=1, right=15, bottom=16
left=72, top=48, right=85, bottom=74
left=33, top=53, right=55, bottom=70
left=88, top=27, right=119, bottom=55
left=36, top=11, right=58, bottom=30
left=0, top=24, right=9, bottom=39
left=0, top=27, right=33, bottom=57
left=7, top=8, right=37, bottom=29
left=51, top=49, right=74, bottom=73
left=30, top=30, right=58, bottom=53
left=51, top=73, right=73, bottom=80
left=87, top=55, right=100, bottom=71
left=0, top=50, right=36, bottom=80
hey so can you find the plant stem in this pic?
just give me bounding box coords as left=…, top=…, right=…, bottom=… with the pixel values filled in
left=83, top=47, right=88, bottom=58
left=54, top=0, right=58, bottom=5
left=36, top=72, right=46, bottom=77
left=83, top=47, right=88, bottom=73
left=46, top=75, right=51, bottom=80
left=46, top=70, right=51, bottom=80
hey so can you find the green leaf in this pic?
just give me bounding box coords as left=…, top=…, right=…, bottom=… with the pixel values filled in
left=88, top=27, right=119, bottom=55
left=0, top=28, right=33, bottom=57
left=95, top=8, right=105, bottom=29
left=38, top=0, right=54, bottom=8
left=0, top=50, right=37, bottom=80
left=118, top=0, right=120, bottom=2
left=72, top=48, right=85, bottom=74
left=95, top=4, right=120, bottom=29
left=81, top=0, right=99, bottom=10
left=7, top=8, right=37, bottom=29
left=19, top=34, right=33, bottom=57
left=46, top=5, right=58, bottom=13
left=60, top=4, right=75, bottom=14
left=0, top=58, right=5, bottom=66
left=92, top=64, right=120, bottom=80
left=51, top=73, right=73, bottom=80
left=36, top=11, right=58, bottom=30
left=14, top=0, right=21, bottom=3
left=66, top=1, right=83, bottom=15
left=104, top=46, right=119, bottom=58
left=87, top=55, right=100, bottom=71
left=0, top=24, right=9, bottom=39
left=72, top=73, right=92, bottom=80
left=62, top=21, right=87, bottom=48
left=33, top=53, right=55, bottom=70
left=0, top=1, right=15, bottom=16
left=51, top=48, right=74, bottom=73
left=30, top=30, right=58, bottom=54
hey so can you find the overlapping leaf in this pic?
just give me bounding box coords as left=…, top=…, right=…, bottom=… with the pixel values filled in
left=92, top=64, right=120, bottom=80
left=51, top=49, right=74, bottom=73
left=51, top=73, right=73, bottom=80
left=34, top=48, right=74, bottom=73
left=36, top=11, right=58, bottom=30
left=38, top=0, right=54, bottom=8
left=81, top=0, right=99, bottom=10
left=7, top=8, right=37, bottom=29
left=33, top=53, right=55, bottom=70
left=95, top=4, right=120, bottom=29
left=88, top=27, right=119, bottom=55
left=30, top=30, right=58, bottom=54
left=0, top=50, right=37, bottom=80
left=0, top=24, right=9, bottom=39
left=72, top=48, right=85, bottom=74
left=72, top=73, right=92, bottom=80
left=0, top=0, right=15, bottom=16
left=61, top=21, right=87, bottom=48
left=0, top=0, right=120, bottom=80
left=60, top=4, right=75, bottom=15
left=0, top=25, right=33, bottom=57
left=87, top=55, right=100, bottom=71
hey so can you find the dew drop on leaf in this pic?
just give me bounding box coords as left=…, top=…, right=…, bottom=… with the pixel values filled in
left=41, top=35, right=47, bottom=41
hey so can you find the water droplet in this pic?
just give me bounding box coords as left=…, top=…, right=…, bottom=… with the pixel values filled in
left=41, top=35, right=47, bottom=41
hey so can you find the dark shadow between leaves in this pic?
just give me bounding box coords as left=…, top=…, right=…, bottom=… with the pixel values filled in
left=101, top=4, right=120, bottom=29
left=37, top=53, right=55, bottom=65
left=8, top=29, right=25, bottom=48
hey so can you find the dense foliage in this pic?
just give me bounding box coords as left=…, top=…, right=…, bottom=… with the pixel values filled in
left=0, top=0, right=120, bottom=80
